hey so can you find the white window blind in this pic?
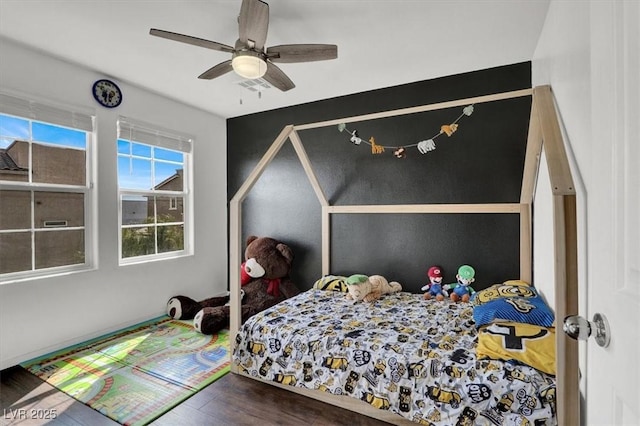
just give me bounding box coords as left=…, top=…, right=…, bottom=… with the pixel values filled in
left=118, top=117, right=193, bottom=153
left=0, top=92, right=94, bottom=131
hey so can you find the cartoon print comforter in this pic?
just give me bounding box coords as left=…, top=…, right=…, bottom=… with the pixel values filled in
left=233, top=290, right=556, bottom=425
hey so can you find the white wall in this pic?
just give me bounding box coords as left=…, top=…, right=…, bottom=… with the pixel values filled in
left=0, top=38, right=228, bottom=369
left=531, top=0, right=590, bottom=311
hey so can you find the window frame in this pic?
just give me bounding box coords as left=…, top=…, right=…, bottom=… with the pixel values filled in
left=116, top=117, right=193, bottom=265
left=0, top=92, right=96, bottom=283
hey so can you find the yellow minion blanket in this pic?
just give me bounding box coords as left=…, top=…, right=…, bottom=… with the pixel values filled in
left=233, top=290, right=556, bottom=425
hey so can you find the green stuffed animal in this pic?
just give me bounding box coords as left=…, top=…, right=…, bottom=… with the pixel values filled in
left=444, top=265, right=476, bottom=302
left=345, top=274, right=402, bottom=302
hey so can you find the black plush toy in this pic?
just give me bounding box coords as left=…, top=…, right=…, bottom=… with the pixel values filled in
left=166, top=236, right=300, bottom=334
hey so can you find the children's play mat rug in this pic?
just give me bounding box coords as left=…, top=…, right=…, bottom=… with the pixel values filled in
left=21, top=316, right=230, bottom=425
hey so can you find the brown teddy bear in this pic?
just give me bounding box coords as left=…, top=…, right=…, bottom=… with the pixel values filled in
left=166, top=235, right=300, bottom=335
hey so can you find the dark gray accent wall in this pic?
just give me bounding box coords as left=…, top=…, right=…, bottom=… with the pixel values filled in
left=228, top=62, right=531, bottom=292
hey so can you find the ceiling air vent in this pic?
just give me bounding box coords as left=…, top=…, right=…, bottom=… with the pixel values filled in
left=237, top=78, right=272, bottom=92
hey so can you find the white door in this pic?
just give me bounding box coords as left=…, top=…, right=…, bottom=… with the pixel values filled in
left=587, top=1, right=640, bottom=424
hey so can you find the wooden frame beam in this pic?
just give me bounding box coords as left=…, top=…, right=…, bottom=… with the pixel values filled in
left=326, top=203, right=521, bottom=214
left=535, top=86, right=580, bottom=426
left=521, top=98, right=543, bottom=204
left=294, top=88, right=532, bottom=130
left=520, top=203, right=532, bottom=283
left=534, top=86, right=575, bottom=195
left=288, top=129, right=329, bottom=207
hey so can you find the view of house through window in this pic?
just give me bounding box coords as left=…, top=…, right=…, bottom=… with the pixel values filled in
left=0, top=94, right=94, bottom=278
left=117, top=119, right=191, bottom=261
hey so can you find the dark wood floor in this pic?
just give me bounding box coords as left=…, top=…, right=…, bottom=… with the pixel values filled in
left=1, top=366, right=392, bottom=425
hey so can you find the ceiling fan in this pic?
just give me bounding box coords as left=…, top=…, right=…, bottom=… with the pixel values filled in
left=150, top=0, right=338, bottom=92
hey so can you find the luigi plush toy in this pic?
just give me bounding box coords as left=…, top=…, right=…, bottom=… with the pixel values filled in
left=444, top=265, right=476, bottom=302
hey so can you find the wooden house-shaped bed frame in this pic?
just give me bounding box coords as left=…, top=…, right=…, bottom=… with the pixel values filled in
left=228, top=85, right=580, bottom=425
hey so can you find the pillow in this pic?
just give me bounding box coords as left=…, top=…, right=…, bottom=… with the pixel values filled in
left=472, top=280, right=537, bottom=306
left=472, top=280, right=555, bottom=328
left=476, top=321, right=556, bottom=375
left=473, top=294, right=555, bottom=327
left=313, top=275, right=348, bottom=292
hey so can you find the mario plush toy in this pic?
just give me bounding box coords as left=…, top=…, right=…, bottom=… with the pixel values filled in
left=166, top=235, right=300, bottom=334
left=444, top=265, right=476, bottom=302
left=421, top=265, right=447, bottom=301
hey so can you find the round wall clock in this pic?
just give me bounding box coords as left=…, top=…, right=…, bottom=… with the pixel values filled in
left=92, top=79, right=122, bottom=108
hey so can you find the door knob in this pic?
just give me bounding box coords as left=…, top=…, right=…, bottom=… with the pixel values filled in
left=563, top=313, right=610, bottom=348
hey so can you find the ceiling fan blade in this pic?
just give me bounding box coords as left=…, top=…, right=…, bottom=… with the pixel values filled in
left=267, top=44, right=338, bottom=63
left=198, top=60, right=234, bottom=80
left=263, top=62, right=295, bottom=91
left=150, top=28, right=234, bottom=53
left=238, top=0, right=269, bottom=50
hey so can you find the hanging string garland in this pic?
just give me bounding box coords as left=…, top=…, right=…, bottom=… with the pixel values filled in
left=337, top=104, right=475, bottom=158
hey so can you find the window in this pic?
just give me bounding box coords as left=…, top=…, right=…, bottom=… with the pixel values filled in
left=117, top=118, right=192, bottom=263
left=0, top=92, right=95, bottom=280
left=169, top=197, right=178, bottom=211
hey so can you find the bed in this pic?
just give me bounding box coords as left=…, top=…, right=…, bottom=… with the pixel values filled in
left=228, top=86, right=579, bottom=425
left=234, top=287, right=557, bottom=425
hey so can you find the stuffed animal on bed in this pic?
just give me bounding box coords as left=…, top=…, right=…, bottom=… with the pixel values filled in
left=167, top=235, right=300, bottom=334
left=345, top=274, right=402, bottom=303
left=444, top=264, right=476, bottom=302
left=421, top=265, right=448, bottom=301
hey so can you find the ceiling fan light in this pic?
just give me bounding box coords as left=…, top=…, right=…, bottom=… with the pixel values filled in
left=232, top=54, right=267, bottom=79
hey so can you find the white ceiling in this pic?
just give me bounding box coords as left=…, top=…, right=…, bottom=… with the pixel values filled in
left=0, top=0, right=550, bottom=119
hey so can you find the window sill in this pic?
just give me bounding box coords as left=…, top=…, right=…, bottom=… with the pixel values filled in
left=0, top=264, right=97, bottom=285
left=118, top=250, right=193, bottom=267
